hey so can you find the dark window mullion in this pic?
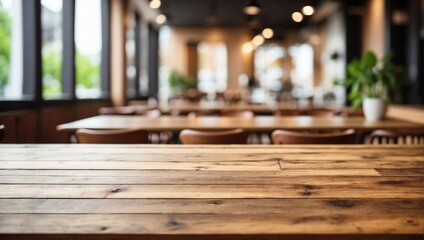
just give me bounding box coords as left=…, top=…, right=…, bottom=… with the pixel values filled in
left=62, top=0, right=75, bottom=100
left=101, top=0, right=111, bottom=96
left=148, top=24, right=159, bottom=98
left=22, top=0, right=42, bottom=102
left=134, top=12, right=141, bottom=98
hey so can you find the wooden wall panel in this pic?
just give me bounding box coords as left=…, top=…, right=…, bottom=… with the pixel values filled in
left=75, top=102, right=110, bottom=120
left=39, top=107, right=75, bottom=143
left=17, top=111, right=38, bottom=143
left=0, top=110, right=38, bottom=143
left=0, top=101, right=110, bottom=144
left=0, top=115, right=18, bottom=143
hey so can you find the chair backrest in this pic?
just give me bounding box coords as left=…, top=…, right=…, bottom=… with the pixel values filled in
left=76, top=129, right=149, bottom=144
left=187, top=110, right=221, bottom=118
left=99, top=106, right=136, bottom=115
left=273, top=109, right=301, bottom=116
left=179, top=129, right=249, bottom=144
left=272, top=129, right=357, bottom=144
left=367, top=129, right=424, bottom=144
left=0, top=125, right=5, bottom=142
left=188, top=110, right=254, bottom=118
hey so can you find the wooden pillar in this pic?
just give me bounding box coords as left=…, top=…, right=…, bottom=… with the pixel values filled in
left=110, top=0, right=128, bottom=106
left=186, top=41, right=199, bottom=78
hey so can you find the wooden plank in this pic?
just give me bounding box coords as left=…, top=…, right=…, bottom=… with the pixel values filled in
left=0, top=160, right=280, bottom=171
left=377, top=168, right=424, bottom=176
left=0, top=198, right=421, bottom=215
left=1, top=151, right=423, bottom=161
left=1, top=144, right=422, bottom=149
left=1, top=144, right=422, bottom=153
left=1, top=159, right=422, bottom=170
left=0, top=177, right=422, bottom=199
left=0, top=144, right=423, bottom=239
left=280, top=159, right=424, bottom=169
left=0, top=234, right=422, bottom=240
left=0, top=169, right=382, bottom=184
left=0, top=213, right=422, bottom=235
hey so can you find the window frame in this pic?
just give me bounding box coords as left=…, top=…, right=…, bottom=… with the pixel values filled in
left=0, top=0, right=111, bottom=112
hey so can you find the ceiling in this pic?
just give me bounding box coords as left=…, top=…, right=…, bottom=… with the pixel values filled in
left=159, top=0, right=321, bottom=30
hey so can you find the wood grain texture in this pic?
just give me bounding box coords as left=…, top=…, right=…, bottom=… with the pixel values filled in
left=56, top=115, right=424, bottom=132
left=0, top=144, right=423, bottom=240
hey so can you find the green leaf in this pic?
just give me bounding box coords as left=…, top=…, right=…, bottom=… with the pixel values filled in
left=362, top=51, right=377, bottom=68
left=352, top=96, right=363, bottom=109
left=347, top=60, right=361, bottom=77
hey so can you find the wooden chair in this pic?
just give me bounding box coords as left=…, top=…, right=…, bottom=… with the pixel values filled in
left=187, top=110, right=256, bottom=143
left=179, top=129, right=249, bottom=144
left=272, top=129, right=357, bottom=144
left=98, top=106, right=136, bottom=115
left=366, top=129, right=424, bottom=144
left=187, top=110, right=221, bottom=118
left=136, top=108, right=172, bottom=143
left=273, top=109, right=301, bottom=116
left=0, top=125, right=5, bottom=142
left=76, top=129, right=149, bottom=144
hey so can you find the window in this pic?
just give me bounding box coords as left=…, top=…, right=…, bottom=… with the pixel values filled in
left=288, top=44, right=314, bottom=100
left=197, top=42, right=227, bottom=94
left=254, top=44, right=285, bottom=92
left=41, top=0, right=63, bottom=100
left=289, top=44, right=314, bottom=89
left=126, top=13, right=137, bottom=98
left=75, top=0, right=102, bottom=99
left=0, top=0, right=24, bottom=100
left=158, top=26, right=170, bottom=101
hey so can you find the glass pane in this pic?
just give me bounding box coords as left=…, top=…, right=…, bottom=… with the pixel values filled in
left=197, top=42, right=227, bottom=94
left=0, top=0, right=25, bottom=100
left=41, top=0, right=63, bottom=100
left=126, top=14, right=137, bottom=98
left=75, top=0, right=102, bottom=99
left=254, top=44, right=285, bottom=92
left=288, top=44, right=314, bottom=102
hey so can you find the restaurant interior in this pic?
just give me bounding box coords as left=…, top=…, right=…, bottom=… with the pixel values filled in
left=0, top=0, right=423, bottom=143
left=0, top=0, right=423, bottom=239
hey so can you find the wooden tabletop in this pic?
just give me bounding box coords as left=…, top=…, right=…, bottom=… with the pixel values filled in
left=57, top=115, right=424, bottom=133
left=0, top=144, right=423, bottom=240
left=130, top=101, right=337, bottom=115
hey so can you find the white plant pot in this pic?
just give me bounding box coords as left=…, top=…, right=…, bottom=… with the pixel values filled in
left=363, top=98, right=387, bottom=121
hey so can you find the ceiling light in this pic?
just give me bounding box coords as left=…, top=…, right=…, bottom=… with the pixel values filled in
left=156, top=14, right=167, bottom=24
left=252, top=35, right=265, bottom=46
left=292, top=12, right=303, bottom=22
left=302, top=5, right=315, bottom=16
left=149, top=0, right=161, bottom=9
left=262, top=28, right=274, bottom=39
left=242, top=42, right=254, bottom=53
left=243, top=0, right=261, bottom=15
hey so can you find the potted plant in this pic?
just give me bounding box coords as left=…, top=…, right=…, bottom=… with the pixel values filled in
left=340, top=51, right=403, bottom=121
left=168, top=70, right=199, bottom=99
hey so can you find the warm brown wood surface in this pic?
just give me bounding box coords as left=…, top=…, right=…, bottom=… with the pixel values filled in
left=56, top=115, right=424, bottom=133
left=0, top=144, right=423, bottom=240
left=129, top=101, right=316, bottom=115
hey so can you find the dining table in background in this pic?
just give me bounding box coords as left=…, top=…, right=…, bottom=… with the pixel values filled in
left=128, top=100, right=342, bottom=115
left=0, top=144, right=423, bottom=240
left=57, top=115, right=424, bottom=133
